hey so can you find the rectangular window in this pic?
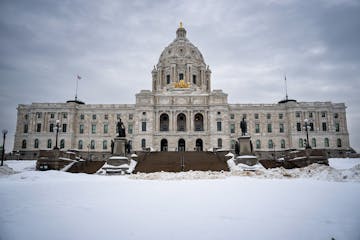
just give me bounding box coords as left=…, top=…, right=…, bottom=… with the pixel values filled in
left=92, top=124, right=96, bottom=134
left=50, top=113, right=55, bottom=119
left=24, top=124, right=28, bottom=133
left=267, top=113, right=271, bottom=119
left=49, top=123, right=54, bottom=132
left=335, top=123, right=340, bottom=132
left=103, top=140, right=107, bottom=150
left=63, top=113, right=67, bottom=119
left=321, top=111, right=326, bottom=118
left=62, top=124, right=67, bottom=133
left=92, top=114, right=96, bottom=120
left=117, top=114, right=121, bottom=120
left=36, top=123, right=41, bottom=132
left=230, top=114, right=235, bottom=120
left=296, top=112, right=301, bottom=118
left=80, top=114, right=84, bottom=120
left=142, top=122, right=146, bottom=132
left=254, top=113, right=259, bottom=119
left=36, top=112, right=42, bottom=118
left=128, top=124, right=133, bottom=134
left=279, top=123, right=284, bottom=133
left=230, top=124, right=235, bottom=134
left=192, top=75, right=196, bottom=84
left=166, top=75, right=170, bottom=84
left=179, top=73, right=184, bottom=80
left=309, top=122, right=314, bottom=131
left=297, top=122, right=301, bottom=131
left=267, top=123, right=272, bottom=133
left=334, top=113, right=339, bottom=119
left=255, top=123, right=260, bottom=133
left=279, top=113, right=283, bottom=119
left=217, top=121, right=222, bottom=131
left=129, top=114, right=133, bottom=120
left=79, top=124, right=84, bottom=134
left=104, top=124, right=108, bottom=134
left=322, top=122, right=327, bottom=131
left=309, top=112, right=313, bottom=118
left=104, top=114, right=108, bottom=120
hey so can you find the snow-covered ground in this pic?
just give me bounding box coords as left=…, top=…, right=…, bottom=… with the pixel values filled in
left=1, top=159, right=360, bottom=240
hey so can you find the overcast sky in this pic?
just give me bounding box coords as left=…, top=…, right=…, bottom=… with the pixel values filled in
left=1, top=0, right=359, bottom=152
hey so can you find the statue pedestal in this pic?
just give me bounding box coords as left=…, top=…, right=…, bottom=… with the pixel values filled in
left=113, top=137, right=127, bottom=157
left=238, top=136, right=252, bottom=155
left=101, top=137, right=129, bottom=174
left=235, top=136, right=258, bottom=166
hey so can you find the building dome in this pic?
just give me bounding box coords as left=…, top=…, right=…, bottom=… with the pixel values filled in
left=158, top=23, right=205, bottom=67
left=152, top=23, right=211, bottom=92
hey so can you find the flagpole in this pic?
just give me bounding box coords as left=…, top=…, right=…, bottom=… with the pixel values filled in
left=285, top=75, right=288, bottom=101
left=75, top=75, right=80, bottom=101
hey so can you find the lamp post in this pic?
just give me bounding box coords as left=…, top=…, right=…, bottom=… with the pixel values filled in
left=303, top=119, right=311, bottom=149
left=53, top=120, right=61, bottom=150
left=1, top=129, right=8, bottom=166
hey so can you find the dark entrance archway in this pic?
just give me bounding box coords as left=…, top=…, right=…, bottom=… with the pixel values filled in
left=178, top=139, right=185, bottom=152
left=195, top=139, right=203, bottom=151
left=161, top=139, right=168, bottom=152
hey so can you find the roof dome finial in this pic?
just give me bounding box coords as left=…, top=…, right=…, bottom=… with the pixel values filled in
left=176, top=22, right=186, bottom=38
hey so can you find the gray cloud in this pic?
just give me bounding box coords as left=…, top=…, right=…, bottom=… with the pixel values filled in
left=1, top=0, right=359, bottom=152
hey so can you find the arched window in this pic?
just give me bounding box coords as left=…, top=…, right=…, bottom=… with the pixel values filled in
left=103, top=140, right=107, bottom=150
left=217, top=138, right=222, bottom=148
left=34, top=139, right=39, bottom=149
left=324, top=138, right=329, bottom=147
left=141, top=139, right=146, bottom=149
left=281, top=139, right=285, bottom=149
left=256, top=140, right=261, bottom=149
left=311, top=138, right=316, bottom=148
left=230, top=140, right=236, bottom=150
left=268, top=139, right=274, bottom=149
left=78, top=140, right=83, bottom=150
left=299, top=139, right=303, bottom=148
left=90, top=140, right=95, bottom=149
left=160, top=113, right=169, bottom=131
left=194, top=113, right=204, bottom=131
left=337, top=138, right=342, bottom=147
left=22, top=139, right=27, bottom=149
left=177, top=113, right=186, bottom=131
left=60, top=139, right=65, bottom=149
left=47, top=139, right=52, bottom=149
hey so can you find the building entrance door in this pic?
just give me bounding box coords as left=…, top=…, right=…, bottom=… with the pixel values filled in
left=161, top=139, right=168, bottom=152
left=178, top=139, right=185, bottom=152
left=196, top=139, right=203, bottom=151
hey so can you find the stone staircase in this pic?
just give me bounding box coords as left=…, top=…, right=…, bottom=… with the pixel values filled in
left=134, top=151, right=229, bottom=173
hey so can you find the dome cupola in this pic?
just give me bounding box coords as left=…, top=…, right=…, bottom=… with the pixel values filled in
left=152, top=23, right=211, bottom=93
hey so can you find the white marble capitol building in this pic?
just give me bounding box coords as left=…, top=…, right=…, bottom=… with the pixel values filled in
left=14, top=23, right=350, bottom=159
